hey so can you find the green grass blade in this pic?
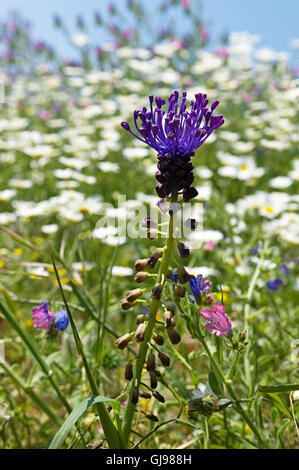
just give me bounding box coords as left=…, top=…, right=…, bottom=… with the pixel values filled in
left=49, top=395, right=119, bottom=449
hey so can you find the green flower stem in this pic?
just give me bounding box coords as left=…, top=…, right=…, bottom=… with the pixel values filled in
left=203, top=416, right=210, bottom=449
left=52, top=258, right=121, bottom=449
left=226, top=351, right=240, bottom=381
left=196, top=331, right=267, bottom=448
left=122, top=193, right=177, bottom=448
left=244, top=250, right=264, bottom=393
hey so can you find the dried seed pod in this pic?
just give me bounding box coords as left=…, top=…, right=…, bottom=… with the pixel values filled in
left=139, top=391, right=151, bottom=399
left=115, top=333, right=133, bottom=350
left=132, top=388, right=139, bottom=405
left=153, top=332, right=164, bottom=346
left=158, top=351, right=170, bottom=367
left=147, top=250, right=162, bottom=268
left=151, top=283, right=163, bottom=300
left=166, top=302, right=176, bottom=314
left=175, top=285, right=186, bottom=298
left=177, top=242, right=190, bottom=258
left=145, top=413, right=159, bottom=422
left=120, top=299, right=137, bottom=311
left=167, top=328, right=181, bottom=345
left=149, top=371, right=158, bottom=389
left=164, top=310, right=175, bottom=329
left=154, top=369, right=162, bottom=377
left=153, top=391, right=165, bottom=403
left=135, top=323, right=146, bottom=342
left=177, top=266, right=190, bottom=283
left=134, top=259, right=149, bottom=272
left=126, top=288, right=143, bottom=303
left=146, top=352, right=156, bottom=372
left=166, top=268, right=174, bottom=279
left=135, top=272, right=150, bottom=283
left=125, top=363, right=133, bottom=381
left=136, top=314, right=147, bottom=325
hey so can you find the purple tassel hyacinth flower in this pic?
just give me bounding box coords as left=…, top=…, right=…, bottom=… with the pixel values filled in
left=199, top=302, right=232, bottom=337
left=121, top=90, right=224, bottom=200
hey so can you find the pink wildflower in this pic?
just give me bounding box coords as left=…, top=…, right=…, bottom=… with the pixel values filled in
left=199, top=302, right=232, bottom=337
left=203, top=240, right=215, bottom=252
left=32, top=301, right=55, bottom=330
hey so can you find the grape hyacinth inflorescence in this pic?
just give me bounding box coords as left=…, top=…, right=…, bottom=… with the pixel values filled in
left=121, top=90, right=224, bottom=199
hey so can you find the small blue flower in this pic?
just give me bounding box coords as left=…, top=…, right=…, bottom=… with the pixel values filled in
left=266, top=278, right=283, bottom=292
left=54, top=310, right=69, bottom=331
left=189, top=274, right=211, bottom=298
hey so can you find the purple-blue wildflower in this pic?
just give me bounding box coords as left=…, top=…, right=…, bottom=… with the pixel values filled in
left=278, top=264, right=289, bottom=276
left=266, top=278, right=283, bottom=291
left=54, top=309, right=69, bottom=331
left=121, top=90, right=224, bottom=199
left=189, top=274, right=211, bottom=298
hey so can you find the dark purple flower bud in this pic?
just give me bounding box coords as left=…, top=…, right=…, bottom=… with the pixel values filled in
left=177, top=266, right=190, bottom=283
left=146, top=352, right=156, bottom=371
left=149, top=371, right=158, bottom=389
left=132, top=388, right=139, bottom=404
left=125, top=363, right=133, bottom=381
left=158, top=351, right=170, bottom=367
left=147, top=251, right=162, bottom=268
left=145, top=412, right=159, bottom=422
left=167, top=329, right=181, bottom=345
left=121, top=121, right=131, bottom=131
left=151, top=284, right=163, bottom=300
left=177, top=242, right=190, bottom=258
left=183, top=187, right=198, bottom=202
left=175, top=285, right=186, bottom=297
left=153, top=391, right=165, bottom=403
left=140, top=391, right=151, bottom=399
left=153, top=332, right=164, bottom=346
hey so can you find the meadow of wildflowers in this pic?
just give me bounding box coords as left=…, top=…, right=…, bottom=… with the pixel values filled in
left=0, top=1, right=298, bottom=450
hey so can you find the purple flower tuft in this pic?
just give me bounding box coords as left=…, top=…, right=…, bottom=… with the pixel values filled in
left=121, top=90, right=224, bottom=199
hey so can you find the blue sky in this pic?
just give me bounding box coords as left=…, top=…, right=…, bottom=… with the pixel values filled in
left=1, top=0, right=298, bottom=63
